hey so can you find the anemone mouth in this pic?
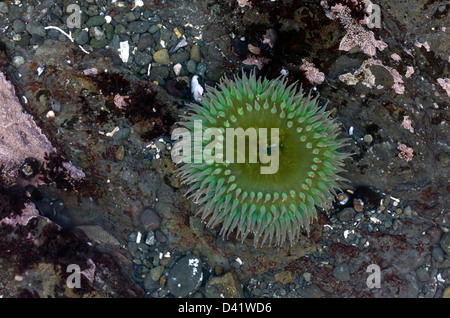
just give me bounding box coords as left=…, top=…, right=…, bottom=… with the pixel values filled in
left=174, top=72, right=349, bottom=247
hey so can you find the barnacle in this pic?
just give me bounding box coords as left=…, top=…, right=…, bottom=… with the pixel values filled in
left=175, top=72, right=349, bottom=246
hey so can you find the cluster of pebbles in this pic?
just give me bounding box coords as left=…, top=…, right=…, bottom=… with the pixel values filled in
left=0, top=0, right=213, bottom=99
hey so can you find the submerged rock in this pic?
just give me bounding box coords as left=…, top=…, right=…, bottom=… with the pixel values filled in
left=166, top=255, right=203, bottom=297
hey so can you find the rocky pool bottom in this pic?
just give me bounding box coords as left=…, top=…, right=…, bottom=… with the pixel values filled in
left=0, top=0, right=449, bottom=298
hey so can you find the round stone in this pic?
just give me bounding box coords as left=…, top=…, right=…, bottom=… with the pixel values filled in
left=85, top=15, right=106, bottom=27
left=166, top=255, right=203, bottom=297
left=13, top=19, right=26, bottom=33
left=153, top=49, right=171, bottom=65
left=74, top=30, right=89, bottom=45
left=186, top=59, right=197, bottom=74
left=140, top=208, right=161, bottom=231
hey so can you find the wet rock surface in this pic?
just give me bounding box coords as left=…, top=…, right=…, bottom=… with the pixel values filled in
left=0, top=0, right=448, bottom=298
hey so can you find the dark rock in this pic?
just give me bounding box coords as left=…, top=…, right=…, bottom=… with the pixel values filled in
left=8, top=5, right=23, bottom=21
left=440, top=232, right=450, bottom=257
left=12, top=19, right=26, bottom=33
left=134, top=51, right=152, bottom=66
left=26, top=21, right=46, bottom=37
left=166, top=78, right=190, bottom=99
left=129, top=21, right=151, bottom=33
left=137, top=33, right=155, bottom=51
left=431, top=245, right=445, bottom=262
left=143, top=274, right=160, bottom=292
left=296, top=284, right=325, bottom=298
left=416, top=268, right=430, bottom=282
left=149, top=65, right=169, bottom=82
left=170, top=51, right=190, bottom=65
left=74, top=30, right=89, bottom=45
left=232, top=37, right=249, bottom=56
left=186, top=59, right=197, bottom=74
left=337, top=207, right=356, bottom=223
left=90, top=38, right=108, bottom=49
left=103, top=23, right=114, bottom=40
left=333, top=263, right=351, bottom=282
left=166, top=255, right=203, bottom=297
left=155, top=230, right=166, bottom=243
left=85, top=15, right=106, bottom=27
left=140, top=208, right=161, bottom=231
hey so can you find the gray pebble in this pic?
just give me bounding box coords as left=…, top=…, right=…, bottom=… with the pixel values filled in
left=103, top=23, right=114, bottom=40
left=155, top=230, right=167, bottom=243
left=13, top=19, right=26, bottom=33
left=85, top=15, right=106, bottom=27
left=134, top=51, right=152, bottom=66
left=26, top=21, right=46, bottom=37
left=114, top=24, right=128, bottom=35
left=149, top=65, right=169, bottom=82
left=125, top=11, right=137, bottom=22
left=431, top=245, right=445, bottom=262
left=90, top=38, right=108, bottom=49
left=150, top=265, right=164, bottom=281
left=166, top=255, right=203, bottom=297
left=8, top=5, right=23, bottom=21
left=196, top=62, right=208, bottom=77
left=186, top=59, right=197, bottom=74
left=129, top=21, right=151, bottom=33
left=143, top=274, right=160, bottom=291
left=333, top=263, right=351, bottom=282
left=170, top=51, right=190, bottom=65
left=140, top=208, right=161, bottom=231
left=416, top=268, right=430, bottom=282
left=439, top=232, right=450, bottom=257
left=138, top=33, right=155, bottom=51
left=128, top=241, right=138, bottom=253
left=75, top=30, right=89, bottom=45
left=148, top=24, right=160, bottom=34
left=337, top=207, right=356, bottom=223
left=0, top=2, right=8, bottom=14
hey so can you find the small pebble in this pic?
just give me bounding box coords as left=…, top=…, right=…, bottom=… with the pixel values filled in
left=363, top=134, right=373, bottom=144
left=140, top=208, right=161, bottom=231
left=190, top=44, right=202, bottom=62
left=153, top=49, right=171, bottom=65
left=116, top=145, right=125, bottom=160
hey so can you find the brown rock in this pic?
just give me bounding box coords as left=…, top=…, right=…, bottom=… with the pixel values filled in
left=205, top=272, right=244, bottom=298
left=274, top=270, right=296, bottom=285
left=140, top=208, right=161, bottom=231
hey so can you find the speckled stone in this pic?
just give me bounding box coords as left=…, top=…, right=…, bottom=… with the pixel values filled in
left=166, top=255, right=203, bottom=297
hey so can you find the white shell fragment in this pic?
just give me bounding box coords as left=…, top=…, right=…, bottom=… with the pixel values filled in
left=119, top=41, right=130, bottom=63
left=191, top=75, right=204, bottom=102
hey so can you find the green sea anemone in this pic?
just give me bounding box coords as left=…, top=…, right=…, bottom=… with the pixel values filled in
left=174, top=72, right=349, bottom=246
